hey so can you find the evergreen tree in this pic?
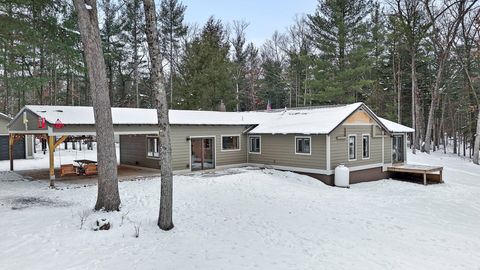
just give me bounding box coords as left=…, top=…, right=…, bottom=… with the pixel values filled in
left=307, top=0, right=373, bottom=104
left=119, top=0, right=147, bottom=107
left=176, top=17, right=232, bottom=110
left=259, top=31, right=289, bottom=109
left=159, top=0, right=187, bottom=108
left=231, top=20, right=249, bottom=111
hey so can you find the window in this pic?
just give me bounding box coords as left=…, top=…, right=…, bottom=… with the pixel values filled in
left=295, top=136, right=311, bottom=155
left=249, top=136, right=261, bottom=153
left=221, top=135, right=240, bottom=151
left=348, top=135, right=356, bottom=160
left=362, top=134, right=370, bottom=159
left=147, top=137, right=159, bottom=158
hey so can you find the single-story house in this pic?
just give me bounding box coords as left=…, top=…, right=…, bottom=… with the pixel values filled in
left=1, top=112, right=34, bottom=160
left=7, top=103, right=415, bottom=185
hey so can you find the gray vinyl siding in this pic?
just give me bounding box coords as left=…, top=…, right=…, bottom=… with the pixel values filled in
left=120, top=125, right=249, bottom=171
left=248, top=134, right=326, bottom=170
left=119, top=135, right=160, bottom=168
left=330, top=125, right=383, bottom=168
left=0, top=117, right=9, bottom=134
left=384, top=135, right=392, bottom=164
left=8, top=109, right=45, bottom=132
left=0, top=135, right=25, bottom=160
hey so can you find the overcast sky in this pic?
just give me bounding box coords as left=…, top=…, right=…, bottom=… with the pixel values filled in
left=181, top=0, right=318, bottom=46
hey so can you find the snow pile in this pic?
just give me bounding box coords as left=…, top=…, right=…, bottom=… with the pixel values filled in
left=0, top=152, right=479, bottom=269
left=0, top=171, right=26, bottom=182
left=0, top=143, right=118, bottom=171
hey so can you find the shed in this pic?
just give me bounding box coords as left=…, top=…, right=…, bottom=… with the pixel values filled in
left=0, top=112, right=31, bottom=161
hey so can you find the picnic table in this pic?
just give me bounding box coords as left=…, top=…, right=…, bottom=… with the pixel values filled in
left=74, top=159, right=98, bottom=175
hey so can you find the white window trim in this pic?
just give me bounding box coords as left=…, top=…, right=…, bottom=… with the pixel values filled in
left=362, top=134, right=370, bottom=160
left=294, top=136, right=312, bottom=156
left=348, top=134, right=357, bottom=161
left=248, top=135, right=261, bottom=154
left=146, top=135, right=160, bottom=159
left=220, top=134, right=241, bottom=152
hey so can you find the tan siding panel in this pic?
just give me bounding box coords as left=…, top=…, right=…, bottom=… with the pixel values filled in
left=330, top=125, right=383, bottom=168
left=120, top=125, right=249, bottom=171
left=248, top=134, right=326, bottom=169
left=384, top=136, right=392, bottom=163
left=0, top=118, right=9, bottom=134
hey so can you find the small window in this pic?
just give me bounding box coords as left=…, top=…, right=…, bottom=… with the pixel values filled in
left=221, top=135, right=240, bottom=151
left=295, top=137, right=311, bottom=155
left=249, top=136, right=261, bottom=153
left=147, top=137, right=159, bottom=158
left=348, top=135, right=356, bottom=160
left=362, top=135, right=370, bottom=159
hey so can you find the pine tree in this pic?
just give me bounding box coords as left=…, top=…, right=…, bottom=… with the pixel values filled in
left=231, top=20, right=249, bottom=111
left=307, top=0, right=373, bottom=104
left=159, top=0, right=187, bottom=108
left=176, top=17, right=232, bottom=110
left=259, top=31, right=289, bottom=109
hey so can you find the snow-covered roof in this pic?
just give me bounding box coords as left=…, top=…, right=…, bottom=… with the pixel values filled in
left=10, top=104, right=413, bottom=134
left=249, top=103, right=364, bottom=135
left=378, top=117, right=414, bottom=133
left=23, top=105, right=271, bottom=126
left=0, top=112, right=11, bottom=121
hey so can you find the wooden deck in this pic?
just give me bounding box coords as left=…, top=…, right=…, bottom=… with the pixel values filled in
left=387, top=164, right=443, bottom=185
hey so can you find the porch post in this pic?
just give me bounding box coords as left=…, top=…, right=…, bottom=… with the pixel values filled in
left=9, top=134, right=14, bottom=171
left=48, top=135, right=55, bottom=187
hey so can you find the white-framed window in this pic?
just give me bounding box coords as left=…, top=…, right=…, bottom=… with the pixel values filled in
left=249, top=136, right=261, bottom=154
left=348, top=135, right=356, bottom=161
left=147, top=136, right=159, bottom=158
left=221, top=135, right=240, bottom=151
left=295, top=136, right=311, bottom=155
left=362, top=134, right=370, bottom=159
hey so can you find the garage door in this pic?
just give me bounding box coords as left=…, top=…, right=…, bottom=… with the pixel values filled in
left=0, top=135, right=26, bottom=160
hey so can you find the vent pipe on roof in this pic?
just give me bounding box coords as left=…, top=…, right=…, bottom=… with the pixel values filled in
left=218, top=100, right=226, bottom=112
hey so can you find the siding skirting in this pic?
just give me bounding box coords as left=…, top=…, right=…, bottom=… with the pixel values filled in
left=244, top=162, right=385, bottom=175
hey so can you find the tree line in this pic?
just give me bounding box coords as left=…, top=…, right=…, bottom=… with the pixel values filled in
left=1, top=0, right=480, bottom=161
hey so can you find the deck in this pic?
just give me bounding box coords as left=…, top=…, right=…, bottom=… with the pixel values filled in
left=387, top=164, right=443, bottom=185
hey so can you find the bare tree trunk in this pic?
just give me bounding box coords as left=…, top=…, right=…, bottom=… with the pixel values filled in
left=474, top=109, right=480, bottom=164
left=74, top=0, right=120, bottom=211
left=143, top=0, right=174, bottom=231
left=424, top=62, right=445, bottom=153
left=411, top=51, right=418, bottom=154
left=397, top=55, right=402, bottom=124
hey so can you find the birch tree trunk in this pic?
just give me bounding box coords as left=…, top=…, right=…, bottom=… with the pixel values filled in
left=143, top=0, right=174, bottom=231
left=74, top=0, right=121, bottom=211
left=474, top=112, right=480, bottom=164
left=411, top=51, right=418, bottom=154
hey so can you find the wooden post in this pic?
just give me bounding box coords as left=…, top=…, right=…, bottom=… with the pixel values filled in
left=48, top=135, right=55, bottom=187
left=9, top=134, right=14, bottom=171
left=423, top=172, right=427, bottom=185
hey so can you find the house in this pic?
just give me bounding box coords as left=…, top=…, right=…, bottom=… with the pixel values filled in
left=0, top=112, right=34, bottom=161
left=7, top=103, right=414, bottom=185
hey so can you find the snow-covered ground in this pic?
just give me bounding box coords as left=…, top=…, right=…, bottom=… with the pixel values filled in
left=0, top=142, right=119, bottom=171
left=0, top=150, right=479, bottom=270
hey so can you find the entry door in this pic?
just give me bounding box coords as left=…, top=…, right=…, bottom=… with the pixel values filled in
left=392, top=135, right=405, bottom=163
left=191, top=138, right=215, bottom=171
